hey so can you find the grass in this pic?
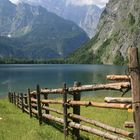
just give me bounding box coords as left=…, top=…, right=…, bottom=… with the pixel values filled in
left=0, top=99, right=71, bottom=140
left=0, top=95, right=133, bottom=140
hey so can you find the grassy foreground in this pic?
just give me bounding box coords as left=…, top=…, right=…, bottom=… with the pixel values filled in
left=0, top=97, right=133, bottom=140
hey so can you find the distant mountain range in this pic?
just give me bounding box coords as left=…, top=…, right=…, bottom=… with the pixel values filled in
left=9, top=0, right=103, bottom=38
left=0, top=0, right=89, bottom=59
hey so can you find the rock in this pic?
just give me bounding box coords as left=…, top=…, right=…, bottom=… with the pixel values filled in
left=70, top=0, right=140, bottom=65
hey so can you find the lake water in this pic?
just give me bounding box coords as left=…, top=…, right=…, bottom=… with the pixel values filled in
left=0, top=64, right=127, bottom=98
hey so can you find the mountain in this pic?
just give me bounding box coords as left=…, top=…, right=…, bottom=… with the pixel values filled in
left=0, top=36, right=23, bottom=58
left=43, top=2, right=103, bottom=38
left=10, top=0, right=103, bottom=38
left=69, top=0, right=140, bottom=65
left=0, top=0, right=89, bottom=59
left=0, top=0, right=16, bottom=35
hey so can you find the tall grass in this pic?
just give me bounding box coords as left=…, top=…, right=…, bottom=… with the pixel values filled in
left=0, top=96, right=133, bottom=140
left=0, top=99, right=71, bottom=140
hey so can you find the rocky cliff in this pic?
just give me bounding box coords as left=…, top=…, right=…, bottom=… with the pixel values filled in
left=70, top=0, right=140, bottom=65
left=9, top=0, right=103, bottom=38
left=44, top=3, right=103, bottom=38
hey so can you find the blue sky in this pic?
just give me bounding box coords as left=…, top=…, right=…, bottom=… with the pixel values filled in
left=10, top=0, right=109, bottom=8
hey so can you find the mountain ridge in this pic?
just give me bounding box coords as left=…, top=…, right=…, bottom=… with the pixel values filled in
left=9, top=0, right=103, bottom=38
left=69, top=0, right=140, bottom=65
left=0, top=0, right=89, bottom=59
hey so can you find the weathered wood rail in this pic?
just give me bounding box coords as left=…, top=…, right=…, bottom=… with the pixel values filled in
left=8, top=47, right=140, bottom=140
left=8, top=91, right=133, bottom=140
left=30, top=82, right=131, bottom=95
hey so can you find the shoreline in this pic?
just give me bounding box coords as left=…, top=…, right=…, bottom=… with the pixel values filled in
left=0, top=95, right=7, bottom=99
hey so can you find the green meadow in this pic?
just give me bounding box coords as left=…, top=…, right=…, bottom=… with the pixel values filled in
left=0, top=96, right=133, bottom=140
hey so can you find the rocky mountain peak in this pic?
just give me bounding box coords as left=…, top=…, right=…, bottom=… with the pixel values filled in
left=0, top=0, right=89, bottom=59
left=69, top=0, right=140, bottom=65
left=9, top=0, right=103, bottom=38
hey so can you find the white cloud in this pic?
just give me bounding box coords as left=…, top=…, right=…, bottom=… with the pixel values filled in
left=93, top=0, right=109, bottom=8
left=10, top=0, right=19, bottom=4
left=66, top=0, right=109, bottom=7
left=9, top=0, right=109, bottom=8
left=10, top=0, right=33, bottom=4
left=66, top=0, right=94, bottom=5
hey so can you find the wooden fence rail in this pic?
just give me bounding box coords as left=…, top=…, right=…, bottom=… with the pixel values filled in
left=30, top=82, right=131, bottom=95
left=8, top=81, right=133, bottom=140
left=8, top=47, right=140, bottom=140
left=8, top=85, right=134, bottom=140
left=8, top=91, right=133, bottom=140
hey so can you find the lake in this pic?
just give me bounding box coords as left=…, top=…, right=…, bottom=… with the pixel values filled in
left=0, top=64, right=127, bottom=98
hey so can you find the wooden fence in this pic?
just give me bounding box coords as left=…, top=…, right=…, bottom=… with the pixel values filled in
left=8, top=47, right=140, bottom=140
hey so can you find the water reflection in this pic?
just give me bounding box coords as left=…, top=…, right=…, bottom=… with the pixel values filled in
left=0, top=64, right=127, bottom=97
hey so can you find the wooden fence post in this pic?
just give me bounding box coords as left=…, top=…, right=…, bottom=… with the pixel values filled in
left=12, top=92, right=14, bottom=104
left=33, top=93, right=37, bottom=110
left=17, top=93, right=19, bottom=107
left=24, top=94, right=28, bottom=108
left=11, top=93, right=13, bottom=103
left=12, top=93, right=14, bottom=103
left=12, top=93, right=14, bottom=104
left=15, top=93, right=17, bottom=105
left=73, top=81, right=81, bottom=139
left=28, top=88, right=32, bottom=118
left=21, top=93, right=24, bottom=113
left=14, top=92, right=16, bottom=105
left=128, top=47, right=140, bottom=140
left=8, top=92, right=11, bottom=103
left=15, top=93, right=18, bottom=106
left=44, top=94, right=49, bottom=114
left=63, top=83, right=68, bottom=139
left=36, top=85, right=42, bottom=125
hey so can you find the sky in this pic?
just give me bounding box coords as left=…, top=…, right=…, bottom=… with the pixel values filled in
left=10, top=0, right=109, bottom=8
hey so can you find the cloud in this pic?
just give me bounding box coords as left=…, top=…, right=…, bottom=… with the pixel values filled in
left=10, top=0, right=33, bottom=4
left=9, top=0, right=109, bottom=8
left=66, top=0, right=109, bottom=7
left=66, top=0, right=94, bottom=5
left=10, top=0, right=19, bottom=4
left=93, top=0, right=109, bottom=7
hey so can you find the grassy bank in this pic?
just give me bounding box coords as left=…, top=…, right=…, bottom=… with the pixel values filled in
left=0, top=98, right=70, bottom=140
left=0, top=97, right=133, bottom=140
